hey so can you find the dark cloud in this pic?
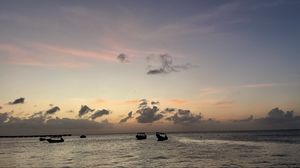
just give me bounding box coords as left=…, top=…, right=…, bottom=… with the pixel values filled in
left=0, top=113, right=111, bottom=136
left=231, top=108, right=297, bottom=125
left=135, top=99, right=164, bottom=123
left=147, top=69, right=165, bottom=75
left=90, top=109, right=110, bottom=120
left=136, top=106, right=163, bottom=123
left=119, top=111, right=133, bottom=123
left=0, top=113, right=9, bottom=124
left=233, top=115, right=254, bottom=122
left=78, top=105, right=94, bottom=117
left=162, top=108, right=176, bottom=114
left=256, top=108, right=298, bottom=125
left=117, top=53, right=129, bottom=63
left=222, top=108, right=300, bottom=130
left=26, top=107, right=60, bottom=120
left=8, top=97, right=25, bottom=105
left=46, top=118, right=110, bottom=129
left=138, top=99, right=148, bottom=109
left=45, top=106, right=60, bottom=115
left=267, top=107, right=292, bottom=120
left=29, top=111, right=44, bottom=119
left=147, top=54, right=193, bottom=75
left=151, top=101, right=160, bottom=105
left=166, top=109, right=202, bottom=125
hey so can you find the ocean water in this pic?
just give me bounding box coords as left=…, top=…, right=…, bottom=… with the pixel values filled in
left=1, top=130, right=300, bottom=168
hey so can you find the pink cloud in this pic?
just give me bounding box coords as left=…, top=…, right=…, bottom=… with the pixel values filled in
left=168, top=99, right=189, bottom=105
left=91, top=99, right=107, bottom=106
left=124, top=99, right=140, bottom=105
left=214, top=100, right=234, bottom=107
left=40, top=44, right=116, bottom=62
left=0, top=44, right=24, bottom=55
left=241, top=83, right=276, bottom=88
left=199, top=87, right=225, bottom=95
left=0, top=43, right=116, bottom=68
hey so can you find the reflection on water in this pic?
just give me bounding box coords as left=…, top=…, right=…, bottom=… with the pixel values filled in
left=1, top=130, right=300, bottom=167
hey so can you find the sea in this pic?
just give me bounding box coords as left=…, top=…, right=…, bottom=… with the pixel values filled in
left=1, top=130, right=300, bottom=168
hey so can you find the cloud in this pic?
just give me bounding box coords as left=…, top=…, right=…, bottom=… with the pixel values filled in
left=8, top=97, right=25, bottom=105
left=78, top=105, right=94, bottom=117
left=151, top=101, right=160, bottom=105
left=161, top=108, right=176, bottom=114
left=46, top=118, right=111, bottom=129
left=124, top=99, right=140, bottom=105
left=41, top=44, right=116, bottom=62
left=147, top=69, right=165, bottom=75
left=169, top=99, right=188, bottom=105
left=147, top=54, right=193, bottom=75
left=226, top=108, right=300, bottom=130
left=130, top=99, right=164, bottom=123
left=0, top=113, right=111, bottom=135
left=119, top=111, right=133, bottom=123
left=117, top=53, right=129, bottom=63
left=214, top=100, right=234, bottom=107
left=173, top=63, right=196, bottom=70
left=28, top=111, right=44, bottom=119
left=0, top=113, right=9, bottom=124
left=138, top=99, right=148, bottom=109
left=265, top=107, right=294, bottom=120
left=232, top=115, right=254, bottom=122
left=136, top=106, right=163, bottom=123
left=241, top=83, right=276, bottom=88
left=90, top=109, right=110, bottom=120
left=1, top=105, right=300, bottom=135
left=166, top=109, right=202, bottom=125
left=0, top=43, right=91, bottom=68
left=200, top=87, right=225, bottom=95
left=45, top=106, right=60, bottom=115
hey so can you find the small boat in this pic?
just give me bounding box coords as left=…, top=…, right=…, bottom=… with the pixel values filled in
left=136, top=132, right=147, bottom=140
left=156, top=132, right=168, bottom=141
left=39, top=137, right=46, bottom=141
left=47, top=137, right=64, bottom=143
left=80, top=135, right=86, bottom=138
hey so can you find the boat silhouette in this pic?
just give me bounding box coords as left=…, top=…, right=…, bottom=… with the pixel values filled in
left=39, top=137, right=47, bottom=141
left=80, top=135, right=86, bottom=138
left=136, top=132, right=147, bottom=140
left=156, top=132, right=168, bottom=141
left=47, top=137, right=64, bottom=143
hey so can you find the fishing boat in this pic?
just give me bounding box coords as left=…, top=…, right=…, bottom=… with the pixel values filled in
left=156, top=132, right=168, bottom=141
left=136, top=132, right=147, bottom=140
left=80, top=135, right=86, bottom=138
left=47, top=137, right=64, bottom=143
left=39, top=137, right=46, bottom=141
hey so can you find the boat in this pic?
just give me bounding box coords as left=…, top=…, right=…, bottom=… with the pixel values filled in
left=80, top=135, right=86, bottom=138
left=47, top=137, right=64, bottom=143
left=156, top=132, right=168, bottom=141
left=39, top=137, right=46, bottom=141
left=136, top=132, right=147, bottom=140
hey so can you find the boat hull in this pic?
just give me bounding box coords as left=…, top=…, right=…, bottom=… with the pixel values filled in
left=47, top=138, right=64, bottom=143
left=156, top=132, right=168, bottom=141
left=136, top=135, right=147, bottom=140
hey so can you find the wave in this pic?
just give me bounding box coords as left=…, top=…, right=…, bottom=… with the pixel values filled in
left=176, top=137, right=263, bottom=146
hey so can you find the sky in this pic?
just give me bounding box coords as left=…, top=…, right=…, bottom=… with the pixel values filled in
left=1, top=0, right=300, bottom=135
